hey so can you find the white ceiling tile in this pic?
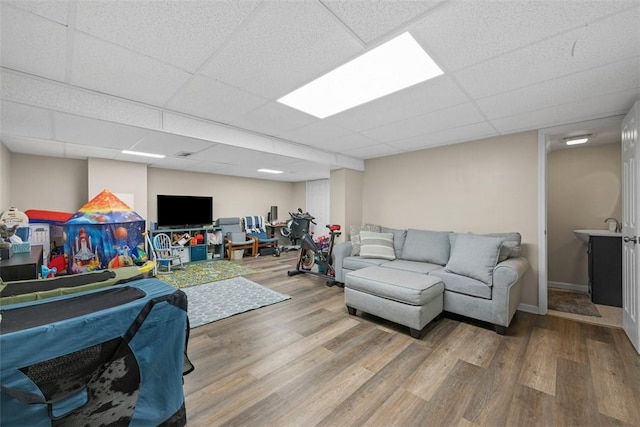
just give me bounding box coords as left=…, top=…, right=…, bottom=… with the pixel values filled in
left=325, top=76, right=469, bottom=132
left=362, top=103, right=486, bottom=142
left=277, top=121, right=354, bottom=147
left=342, top=143, right=403, bottom=159
left=322, top=0, right=443, bottom=43
left=454, top=8, right=640, bottom=99
left=185, top=162, right=235, bottom=175
left=1, top=70, right=162, bottom=129
left=3, top=0, right=69, bottom=25
left=2, top=135, right=65, bottom=157
left=54, top=113, right=149, bottom=149
left=316, top=133, right=381, bottom=153
left=132, top=131, right=215, bottom=157
left=165, top=76, right=268, bottom=123
left=0, top=5, right=67, bottom=81
left=387, top=122, right=498, bottom=151
left=490, top=89, right=640, bottom=134
left=476, top=57, right=640, bottom=120
left=229, top=101, right=317, bottom=136
left=63, top=142, right=120, bottom=160
left=200, top=0, right=363, bottom=98
left=194, top=143, right=251, bottom=164
left=75, top=0, right=260, bottom=72
left=1, top=101, right=53, bottom=139
left=146, top=156, right=201, bottom=170
left=71, top=33, right=192, bottom=106
left=412, top=0, right=638, bottom=71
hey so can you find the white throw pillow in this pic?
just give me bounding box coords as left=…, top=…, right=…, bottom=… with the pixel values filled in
left=444, top=234, right=505, bottom=284
left=359, top=231, right=396, bottom=261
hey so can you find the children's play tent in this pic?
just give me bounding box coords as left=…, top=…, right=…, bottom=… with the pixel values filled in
left=63, top=190, right=146, bottom=274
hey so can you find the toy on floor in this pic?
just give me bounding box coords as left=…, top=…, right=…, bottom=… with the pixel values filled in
left=41, top=265, right=57, bottom=279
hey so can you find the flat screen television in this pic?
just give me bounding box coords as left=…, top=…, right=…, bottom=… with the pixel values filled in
left=157, top=195, right=213, bottom=228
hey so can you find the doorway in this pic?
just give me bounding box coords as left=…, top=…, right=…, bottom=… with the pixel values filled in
left=539, top=116, right=625, bottom=328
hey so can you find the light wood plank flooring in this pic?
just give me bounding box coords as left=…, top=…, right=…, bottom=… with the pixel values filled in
left=184, top=252, right=640, bottom=426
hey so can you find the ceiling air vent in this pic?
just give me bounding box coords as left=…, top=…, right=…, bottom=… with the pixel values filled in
left=176, top=152, right=194, bottom=157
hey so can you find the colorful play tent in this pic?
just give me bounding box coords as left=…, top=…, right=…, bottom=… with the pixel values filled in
left=63, top=190, right=146, bottom=274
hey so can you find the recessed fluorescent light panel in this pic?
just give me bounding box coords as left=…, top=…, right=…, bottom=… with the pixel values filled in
left=278, top=32, right=443, bottom=118
left=121, top=150, right=165, bottom=158
left=564, top=135, right=591, bottom=146
left=258, top=168, right=284, bottom=174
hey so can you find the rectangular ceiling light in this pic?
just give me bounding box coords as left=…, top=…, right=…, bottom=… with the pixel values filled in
left=565, top=135, right=591, bottom=145
left=277, top=32, right=443, bottom=119
left=122, top=150, right=165, bottom=159
left=258, top=168, right=283, bottom=174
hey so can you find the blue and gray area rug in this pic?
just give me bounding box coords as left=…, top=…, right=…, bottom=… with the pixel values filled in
left=182, top=277, right=291, bottom=328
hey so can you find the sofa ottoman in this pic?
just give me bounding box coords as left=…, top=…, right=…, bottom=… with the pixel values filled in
left=345, top=266, right=444, bottom=338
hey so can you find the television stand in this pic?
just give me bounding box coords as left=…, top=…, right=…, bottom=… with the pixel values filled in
left=150, top=227, right=223, bottom=263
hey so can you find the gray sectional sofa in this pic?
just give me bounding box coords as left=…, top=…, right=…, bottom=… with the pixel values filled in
left=333, top=226, right=530, bottom=335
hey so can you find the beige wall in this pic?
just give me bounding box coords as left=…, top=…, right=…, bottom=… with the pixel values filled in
left=9, top=154, right=88, bottom=213
left=147, top=168, right=298, bottom=223
left=547, top=143, right=621, bottom=286
left=330, top=168, right=363, bottom=243
left=0, top=141, right=10, bottom=211
left=88, top=158, right=149, bottom=221
left=362, top=131, right=539, bottom=307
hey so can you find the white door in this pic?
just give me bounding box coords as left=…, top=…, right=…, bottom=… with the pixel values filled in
left=622, top=100, right=640, bottom=354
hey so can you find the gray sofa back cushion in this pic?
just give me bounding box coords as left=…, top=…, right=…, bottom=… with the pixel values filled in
left=450, top=232, right=521, bottom=263
left=400, top=229, right=450, bottom=265
left=444, top=233, right=505, bottom=284
left=381, top=226, right=407, bottom=258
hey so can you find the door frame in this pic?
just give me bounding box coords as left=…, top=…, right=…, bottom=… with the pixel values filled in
left=537, top=115, right=626, bottom=315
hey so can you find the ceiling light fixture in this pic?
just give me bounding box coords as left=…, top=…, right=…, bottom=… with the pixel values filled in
left=258, top=168, right=284, bottom=174
left=277, top=32, right=443, bottom=119
left=121, top=150, right=165, bottom=159
left=564, top=135, right=592, bottom=146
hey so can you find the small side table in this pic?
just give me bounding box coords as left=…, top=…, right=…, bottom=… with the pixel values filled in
left=0, top=245, right=44, bottom=281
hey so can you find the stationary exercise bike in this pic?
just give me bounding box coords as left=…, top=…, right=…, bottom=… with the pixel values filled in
left=286, top=209, right=342, bottom=287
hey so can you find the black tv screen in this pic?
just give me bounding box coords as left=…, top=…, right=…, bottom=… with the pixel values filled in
left=157, top=195, right=213, bottom=228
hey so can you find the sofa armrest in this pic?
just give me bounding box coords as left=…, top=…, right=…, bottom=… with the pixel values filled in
left=491, top=256, right=530, bottom=327
left=492, top=256, right=529, bottom=289
left=332, top=241, right=352, bottom=283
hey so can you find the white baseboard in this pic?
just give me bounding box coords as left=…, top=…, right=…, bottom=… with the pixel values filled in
left=517, top=303, right=539, bottom=314
left=548, top=281, right=588, bottom=293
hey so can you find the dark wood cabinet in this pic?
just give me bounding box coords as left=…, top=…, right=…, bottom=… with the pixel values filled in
left=0, top=245, right=44, bottom=281
left=588, top=236, right=622, bottom=307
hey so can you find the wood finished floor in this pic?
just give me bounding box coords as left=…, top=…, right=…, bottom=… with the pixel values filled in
left=184, top=251, right=640, bottom=426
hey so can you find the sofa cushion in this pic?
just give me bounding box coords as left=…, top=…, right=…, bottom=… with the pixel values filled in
left=343, top=256, right=387, bottom=271
left=359, top=231, right=396, bottom=261
left=350, top=223, right=381, bottom=256
left=346, top=267, right=444, bottom=306
left=381, top=226, right=407, bottom=259
left=380, top=259, right=443, bottom=274
left=444, top=234, right=505, bottom=284
left=450, top=232, right=521, bottom=263
left=430, top=268, right=492, bottom=299
left=400, top=229, right=450, bottom=265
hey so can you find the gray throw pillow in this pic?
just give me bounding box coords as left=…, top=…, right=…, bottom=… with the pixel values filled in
left=400, top=229, right=451, bottom=265
left=445, top=234, right=505, bottom=284
left=350, top=223, right=381, bottom=256
left=381, top=226, right=407, bottom=259
left=450, top=232, right=522, bottom=263
left=359, top=231, right=396, bottom=261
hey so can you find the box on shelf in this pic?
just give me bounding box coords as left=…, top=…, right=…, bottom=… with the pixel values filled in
left=11, top=242, right=31, bottom=253
left=0, top=246, right=12, bottom=259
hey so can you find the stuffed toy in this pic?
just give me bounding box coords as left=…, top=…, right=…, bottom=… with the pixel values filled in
left=0, top=223, right=18, bottom=250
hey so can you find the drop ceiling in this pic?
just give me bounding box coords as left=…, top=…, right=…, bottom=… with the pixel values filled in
left=1, top=0, right=639, bottom=182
